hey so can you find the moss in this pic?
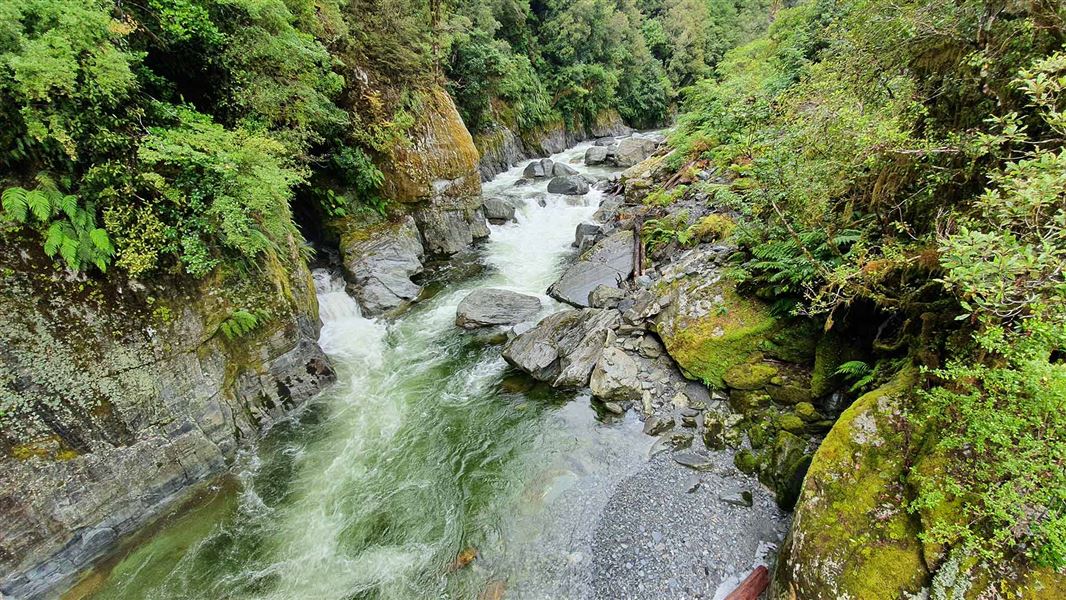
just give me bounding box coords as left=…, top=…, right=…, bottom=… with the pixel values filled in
left=723, top=361, right=778, bottom=390
left=767, top=383, right=813, bottom=405
left=794, top=402, right=821, bottom=422
left=689, top=213, right=737, bottom=242
left=729, top=389, right=771, bottom=413
left=776, top=413, right=806, bottom=434
left=657, top=278, right=780, bottom=389
left=734, top=449, right=760, bottom=474
left=773, top=368, right=928, bottom=598
left=761, top=319, right=820, bottom=364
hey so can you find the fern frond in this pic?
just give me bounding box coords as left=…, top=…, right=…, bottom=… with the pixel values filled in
left=56, top=194, right=79, bottom=220
left=835, top=360, right=871, bottom=378
left=1, top=187, right=28, bottom=222
left=26, top=190, right=52, bottom=221
left=90, top=228, right=114, bottom=255
left=59, top=237, right=79, bottom=269
left=44, top=222, right=65, bottom=257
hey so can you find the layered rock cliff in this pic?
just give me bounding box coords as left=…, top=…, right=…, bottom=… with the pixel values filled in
left=0, top=237, right=334, bottom=599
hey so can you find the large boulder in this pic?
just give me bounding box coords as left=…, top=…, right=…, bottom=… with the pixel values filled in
left=552, top=161, right=580, bottom=176
left=502, top=308, right=621, bottom=388
left=455, top=288, right=542, bottom=329
left=548, top=231, right=634, bottom=307
left=482, top=197, right=517, bottom=224
left=523, top=158, right=554, bottom=179
left=547, top=175, right=590, bottom=195
left=341, top=216, right=425, bottom=316
left=610, top=136, right=660, bottom=168
left=771, top=371, right=927, bottom=599
left=589, top=347, right=642, bottom=401
left=585, top=146, right=612, bottom=166
left=414, top=196, right=490, bottom=256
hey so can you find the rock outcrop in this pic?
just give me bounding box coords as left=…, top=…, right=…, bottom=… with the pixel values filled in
left=0, top=241, right=334, bottom=599
left=455, top=288, right=542, bottom=329
left=548, top=231, right=635, bottom=307
left=377, top=88, right=488, bottom=255
left=502, top=309, right=621, bottom=388
left=340, top=216, right=425, bottom=316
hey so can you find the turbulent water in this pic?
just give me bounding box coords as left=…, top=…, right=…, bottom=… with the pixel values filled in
left=71, top=143, right=655, bottom=600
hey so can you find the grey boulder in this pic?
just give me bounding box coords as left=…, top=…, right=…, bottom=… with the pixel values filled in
left=547, top=175, right=590, bottom=195
left=482, top=197, right=517, bottom=224
left=552, top=161, right=580, bottom=176
left=502, top=308, right=621, bottom=388
left=548, top=230, right=635, bottom=307
left=610, top=136, right=660, bottom=168
left=585, top=146, right=612, bottom=166
left=523, top=158, right=554, bottom=179
left=342, top=216, right=424, bottom=316
left=456, top=288, right=542, bottom=329
left=589, top=347, right=642, bottom=401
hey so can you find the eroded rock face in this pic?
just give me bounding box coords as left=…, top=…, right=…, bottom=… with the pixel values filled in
left=455, top=288, right=542, bottom=329
left=341, top=216, right=424, bottom=316
left=501, top=308, right=621, bottom=388
left=548, top=231, right=635, bottom=307
left=0, top=243, right=334, bottom=600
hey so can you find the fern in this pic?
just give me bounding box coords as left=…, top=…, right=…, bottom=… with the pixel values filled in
left=1, top=180, right=114, bottom=272
left=2, top=187, right=28, bottom=222
left=218, top=308, right=271, bottom=340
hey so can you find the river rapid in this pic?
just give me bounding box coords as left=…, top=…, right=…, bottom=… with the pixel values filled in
left=67, top=143, right=659, bottom=600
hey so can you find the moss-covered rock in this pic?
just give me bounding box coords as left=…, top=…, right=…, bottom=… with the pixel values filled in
left=810, top=330, right=863, bottom=398
left=734, top=449, right=760, bottom=475
left=776, top=413, right=807, bottom=434
left=655, top=276, right=780, bottom=389
left=771, top=369, right=928, bottom=600
left=729, top=389, right=772, bottom=413
left=794, top=402, right=822, bottom=423
left=724, top=361, right=779, bottom=390
left=759, top=431, right=812, bottom=510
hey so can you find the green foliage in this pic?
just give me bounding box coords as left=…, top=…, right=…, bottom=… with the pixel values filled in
left=2, top=176, right=114, bottom=271
left=218, top=308, right=271, bottom=340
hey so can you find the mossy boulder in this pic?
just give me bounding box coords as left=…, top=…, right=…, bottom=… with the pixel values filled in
left=729, top=389, right=772, bottom=414
left=771, top=369, right=928, bottom=600
left=810, top=329, right=863, bottom=398
left=655, top=277, right=780, bottom=389
left=775, top=413, right=807, bottom=435
left=734, top=449, right=760, bottom=475
left=759, top=430, right=812, bottom=510
left=724, top=361, right=779, bottom=390
left=794, top=402, right=822, bottom=423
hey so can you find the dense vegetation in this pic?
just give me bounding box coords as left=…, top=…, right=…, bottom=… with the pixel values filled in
left=663, top=0, right=1065, bottom=579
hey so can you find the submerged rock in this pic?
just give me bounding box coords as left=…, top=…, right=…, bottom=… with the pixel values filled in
left=501, top=308, right=621, bottom=388
left=548, top=231, right=634, bottom=307
left=455, top=288, right=542, bottom=329
left=342, top=216, right=425, bottom=316
left=547, top=175, right=590, bottom=195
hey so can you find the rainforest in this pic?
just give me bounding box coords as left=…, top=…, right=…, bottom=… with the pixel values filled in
left=1, top=0, right=1064, bottom=599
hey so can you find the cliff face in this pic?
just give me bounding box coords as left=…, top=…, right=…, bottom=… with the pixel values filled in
left=0, top=239, right=334, bottom=599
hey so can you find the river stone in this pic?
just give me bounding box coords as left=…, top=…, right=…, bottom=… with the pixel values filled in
left=482, top=197, right=517, bottom=224
left=573, top=222, right=603, bottom=251
left=588, top=284, right=627, bottom=309
left=523, top=158, right=553, bottom=178
left=342, top=216, right=425, bottom=316
left=589, top=347, right=642, bottom=401
left=455, top=288, right=542, bottom=329
left=501, top=308, right=622, bottom=388
left=548, top=230, right=634, bottom=307
left=643, top=415, right=675, bottom=436
left=552, top=161, right=579, bottom=176
left=547, top=175, right=590, bottom=195
left=585, top=146, right=612, bottom=166
left=610, top=136, right=660, bottom=168
left=414, top=197, right=490, bottom=256
left=672, top=452, right=716, bottom=471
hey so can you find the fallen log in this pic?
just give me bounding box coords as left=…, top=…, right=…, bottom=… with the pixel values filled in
left=724, top=565, right=770, bottom=600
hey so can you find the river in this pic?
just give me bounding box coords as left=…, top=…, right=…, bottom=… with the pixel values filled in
left=67, top=142, right=659, bottom=600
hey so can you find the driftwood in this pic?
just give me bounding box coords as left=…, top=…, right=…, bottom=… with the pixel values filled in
left=724, top=565, right=770, bottom=600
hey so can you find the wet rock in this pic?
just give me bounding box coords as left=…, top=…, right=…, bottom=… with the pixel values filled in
left=547, top=175, right=590, bottom=195
left=760, top=431, right=812, bottom=510
left=455, top=288, right=542, bottom=329
left=685, top=475, right=702, bottom=493
left=590, top=347, right=642, bottom=401
left=610, top=136, right=660, bottom=168
left=588, top=284, right=627, bottom=309
left=342, top=216, right=425, bottom=316
left=585, top=145, right=612, bottom=165
left=663, top=431, right=694, bottom=450
left=502, top=308, right=621, bottom=388
left=514, top=178, right=532, bottom=187
left=643, top=415, right=674, bottom=436
left=603, top=401, right=625, bottom=415
left=719, top=490, right=754, bottom=507
left=482, top=197, right=517, bottom=224
left=523, top=158, right=553, bottom=178
left=548, top=231, right=634, bottom=307
left=552, top=161, right=580, bottom=176
left=703, top=412, right=726, bottom=450
left=574, top=222, right=603, bottom=252
left=672, top=452, right=716, bottom=471
left=414, top=197, right=490, bottom=256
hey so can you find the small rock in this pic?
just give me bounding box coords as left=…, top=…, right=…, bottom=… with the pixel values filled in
left=588, top=284, right=627, bottom=309
left=482, top=197, right=517, bottom=224
left=643, top=415, right=675, bottom=436
left=685, top=475, right=702, bottom=493
left=663, top=431, right=693, bottom=450
left=672, top=451, right=716, bottom=471
left=603, top=401, right=625, bottom=415
left=719, top=490, right=754, bottom=507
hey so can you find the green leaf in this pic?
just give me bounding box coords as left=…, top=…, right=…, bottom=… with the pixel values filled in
left=56, top=194, right=78, bottom=220
left=26, top=190, right=52, bottom=221
left=90, top=228, right=114, bottom=254
left=43, top=222, right=65, bottom=257
left=1, top=187, right=28, bottom=222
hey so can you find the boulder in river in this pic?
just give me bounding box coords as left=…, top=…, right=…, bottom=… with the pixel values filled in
left=455, top=288, right=542, bottom=329
left=552, top=161, right=580, bottom=176
left=547, top=175, right=590, bottom=195
left=610, top=136, right=660, bottom=168
left=482, top=197, right=517, bottom=224
left=584, top=145, right=612, bottom=166
left=522, top=158, right=554, bottom=179
left=548, top=230, right=634, bottom=307
left=341, top=216, right=425, bottom=316
left=502, top=308, right=621, bottom=388
left=573, top=222, right=603, bottom=251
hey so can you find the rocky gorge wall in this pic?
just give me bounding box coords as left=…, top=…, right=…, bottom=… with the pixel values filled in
left=0, top=235, right=335, bottom=599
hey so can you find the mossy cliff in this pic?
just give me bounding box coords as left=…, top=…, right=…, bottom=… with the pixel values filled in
left=0, top=236, right=334, bottom=599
